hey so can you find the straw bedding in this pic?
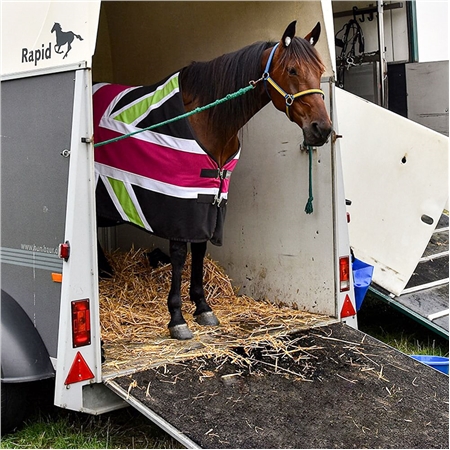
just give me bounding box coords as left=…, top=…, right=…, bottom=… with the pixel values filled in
left=100, top=248, right=332, bottom=378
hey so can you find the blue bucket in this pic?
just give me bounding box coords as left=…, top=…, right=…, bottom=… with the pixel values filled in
left=352, top=258, right=374, bottom=311
left=410, top=355, right=449, bottom=375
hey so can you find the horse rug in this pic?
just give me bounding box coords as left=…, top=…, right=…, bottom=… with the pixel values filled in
left=94, top=72, right=240, bottom=246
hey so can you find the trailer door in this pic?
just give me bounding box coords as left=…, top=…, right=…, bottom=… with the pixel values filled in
left=1, top=70, right=75, bottom=360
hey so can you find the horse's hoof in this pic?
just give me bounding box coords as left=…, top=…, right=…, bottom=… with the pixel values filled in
left=194, top=311, right=220, bottom=326
left=169, top=324, right=193, bottom=340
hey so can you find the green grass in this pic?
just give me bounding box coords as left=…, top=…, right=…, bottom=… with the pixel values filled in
left=1, top=380, right=181, bottom=449
left=1, top=413, right=107, bottom=449
left=2, top=295, right=447, bottom=449
left=1, top=408, right=181, bottom=449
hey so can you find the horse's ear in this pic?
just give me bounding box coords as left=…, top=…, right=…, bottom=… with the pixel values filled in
left=281, top=21, right=297, bottom=47
left=304, top=22, right=321, bottom=46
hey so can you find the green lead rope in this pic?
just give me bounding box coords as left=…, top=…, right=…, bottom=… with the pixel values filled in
left=304, top=145, right=314, bottom=214
left=94, top=84, right=256, bottom=149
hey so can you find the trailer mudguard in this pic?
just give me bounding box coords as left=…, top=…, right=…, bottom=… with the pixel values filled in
left=1, top=290, right=54, bottom=383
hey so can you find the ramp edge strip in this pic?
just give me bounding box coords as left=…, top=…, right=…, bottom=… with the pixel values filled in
left=428, top=309, right=449, bottom=321
left=419, top=251, right=449, bottom=263
left=402, top=278, right=449, bottom=295
left=104, top=379, right=201, bottom=449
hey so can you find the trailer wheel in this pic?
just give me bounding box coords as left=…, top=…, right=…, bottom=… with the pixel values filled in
left=1, top=380, right=29, bottom=435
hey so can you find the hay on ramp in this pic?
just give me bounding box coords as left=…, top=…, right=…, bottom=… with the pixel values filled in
left=99, top=248, right=331, bottom=378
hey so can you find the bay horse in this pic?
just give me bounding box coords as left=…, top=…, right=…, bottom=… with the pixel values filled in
left=51, top=23, right=83, bottom=59
left=94, top=21, right=332, bottom=340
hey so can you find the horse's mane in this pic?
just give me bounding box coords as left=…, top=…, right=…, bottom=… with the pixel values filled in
left=180, top=37, right=325, bottom=136
left=180, top=41, right=273, bottom=137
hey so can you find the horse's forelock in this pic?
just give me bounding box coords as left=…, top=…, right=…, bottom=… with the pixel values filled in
left=281, top=37, right=326, bottom=77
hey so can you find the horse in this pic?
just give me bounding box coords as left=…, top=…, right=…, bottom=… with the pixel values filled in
left=51, top=23, right=83, bottom=59
left=94, top=21, right=332, bottom=340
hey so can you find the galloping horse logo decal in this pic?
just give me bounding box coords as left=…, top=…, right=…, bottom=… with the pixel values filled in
left=51, top=23, right=83, bottom=59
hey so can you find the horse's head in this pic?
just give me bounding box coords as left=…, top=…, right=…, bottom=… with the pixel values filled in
left=263, top=21, right=332, bottom=147
left=51, top=23, right=61, bottom=33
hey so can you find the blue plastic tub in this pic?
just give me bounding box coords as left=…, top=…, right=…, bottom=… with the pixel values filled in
left=352, top=258, right=374, bottom=311
left=410, top=355, right=449, bottom=375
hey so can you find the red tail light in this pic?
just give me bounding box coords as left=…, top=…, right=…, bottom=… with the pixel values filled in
left=58, top=241, right=70, bottom=261
left=71, top=299, right=91, bottom=347
left=339, top=256, right=350, bottom=292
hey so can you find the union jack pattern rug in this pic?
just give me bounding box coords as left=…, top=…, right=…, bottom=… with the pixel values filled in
left=93, top=72, right=240, bottom=245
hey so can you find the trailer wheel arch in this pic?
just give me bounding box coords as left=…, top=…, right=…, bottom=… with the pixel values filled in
left=1, top=290, right=55, bottom=383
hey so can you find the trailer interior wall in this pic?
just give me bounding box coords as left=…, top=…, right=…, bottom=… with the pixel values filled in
left=92, top=1, right=334, bottom=85
left=92, top=1, right=340, bottom=316
left=406, top=61, right=449, bottom=136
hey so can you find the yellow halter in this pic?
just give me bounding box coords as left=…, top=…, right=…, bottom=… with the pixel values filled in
left=263, top=43, right=325, bottom=120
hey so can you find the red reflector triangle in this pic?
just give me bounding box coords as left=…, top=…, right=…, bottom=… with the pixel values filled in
left=341, top=294, right=356, bottom=318
left=64, top=351, right=95, bottom=385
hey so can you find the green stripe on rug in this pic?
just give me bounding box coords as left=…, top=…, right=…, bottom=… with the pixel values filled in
left=114, top=75, right=179, bottom=124
left=107, top=178, right=145, bottom=228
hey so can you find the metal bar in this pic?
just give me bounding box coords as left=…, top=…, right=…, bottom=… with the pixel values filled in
left=428, top=309, right=449, bottom=321
left=333, top=2, right=403, bottom=19
left=377, top=1, right=387, bottom=107
left=401, top=278, right=449, bottom=295
left=419, top=251, right=449, bottom=262
left=1, top=61, right=88, bottom=81
left=434, top=226, right=449, bottom=233
left=406, top=0, right=419, bottom=62
left=105, top=380, right=201, bottom=449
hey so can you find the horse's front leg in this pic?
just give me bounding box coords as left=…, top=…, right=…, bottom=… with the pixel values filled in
left=190, top=242, right=220, bottom=326
left=168, top=240, right=193, bottom=340
left=63, top=42, right=71, bottom=59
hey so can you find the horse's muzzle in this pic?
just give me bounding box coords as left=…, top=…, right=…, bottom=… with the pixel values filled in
left=303, top=120, right=333, bottom=147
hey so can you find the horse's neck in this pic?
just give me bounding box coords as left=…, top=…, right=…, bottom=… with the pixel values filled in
left=185, top=87, right=268, bottom=167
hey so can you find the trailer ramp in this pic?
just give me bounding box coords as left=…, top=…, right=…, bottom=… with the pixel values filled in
left=103, top=323, right=448, bottom=449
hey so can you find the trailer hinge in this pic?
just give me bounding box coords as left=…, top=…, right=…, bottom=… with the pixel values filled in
left=81, top=137, right=93, bottom=144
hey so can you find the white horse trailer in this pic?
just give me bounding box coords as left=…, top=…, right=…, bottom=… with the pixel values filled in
left=1, top=1, right=448, bottom=447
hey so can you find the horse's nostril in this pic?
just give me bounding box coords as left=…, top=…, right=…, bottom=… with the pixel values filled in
left=311, top=122, right=323, bottom=138
left=311, top=121, right=332, bottom=139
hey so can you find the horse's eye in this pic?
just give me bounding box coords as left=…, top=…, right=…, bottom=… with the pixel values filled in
left=288, top=67, right=298, bottom=76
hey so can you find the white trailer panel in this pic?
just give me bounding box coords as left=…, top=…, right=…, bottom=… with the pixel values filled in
left=336, top=88, right=449, bottom=296
left=1, top=1, right=100, bottom=76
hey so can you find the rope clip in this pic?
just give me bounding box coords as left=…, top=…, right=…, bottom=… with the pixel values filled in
left=213, top=194, right=225, bottom=207
left=300, top=144, right=317, bottom=153
left=249, top=75, right=265, bottom=87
